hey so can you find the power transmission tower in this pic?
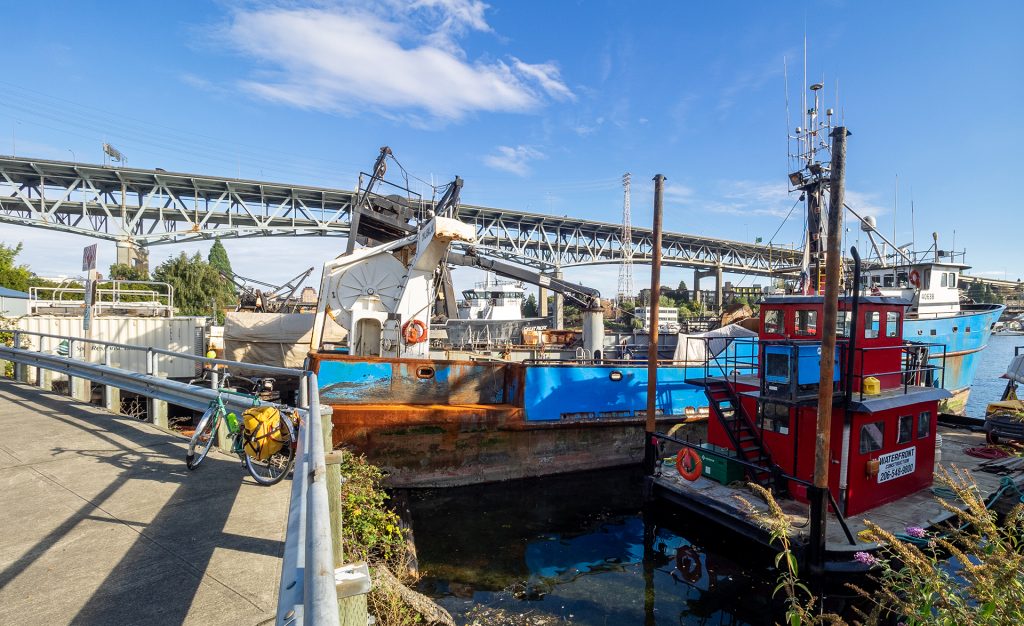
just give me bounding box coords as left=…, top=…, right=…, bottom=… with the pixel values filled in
left=617, top=173, right=634, bottom=304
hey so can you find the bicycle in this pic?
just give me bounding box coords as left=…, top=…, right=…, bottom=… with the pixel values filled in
left=185, top=386, right=298, bottom=486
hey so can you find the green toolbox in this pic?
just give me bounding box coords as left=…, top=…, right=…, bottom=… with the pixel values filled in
left=698, top=443, right=746, bottom=485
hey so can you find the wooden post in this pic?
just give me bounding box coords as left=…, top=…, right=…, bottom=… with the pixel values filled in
left=809, top=126, right=848, bottom=571
left=644, top=174, right=665, bottom=474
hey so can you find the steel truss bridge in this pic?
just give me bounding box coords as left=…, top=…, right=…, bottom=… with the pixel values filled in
left=0, top=155, right=1015, bottom=291
left=0, top=155, right=800, bottom=278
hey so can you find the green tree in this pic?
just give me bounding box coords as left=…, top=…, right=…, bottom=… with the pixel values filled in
left=207, top=238, right=234, bottom=286
left=154, top=252, right=235, bottom=322
left=108, top=263, right=149, bottom=281
left=0, top=243, right=33, bottom=293
left=522, top=293, right=538, bottom=317
left=658, top=294, right=676, bottom=308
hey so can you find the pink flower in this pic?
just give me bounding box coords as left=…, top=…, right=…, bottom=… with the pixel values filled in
left=905, top=526, right=927, bottom=538
left=853, top=551, right=879, bottom=566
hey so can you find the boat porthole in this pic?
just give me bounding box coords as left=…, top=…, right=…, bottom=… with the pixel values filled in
left=609, top=371, right=624, bottom=382
left=416, top=366, right=435, bottom=379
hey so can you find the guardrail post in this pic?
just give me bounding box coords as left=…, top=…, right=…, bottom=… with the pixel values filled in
left=38, top=336, right=52, bottom=390
left=69, top=339, right=92, bottom=402
left=146, top=349, right=168, bottom=428
left=103, top=346, right=121, bottom=414
left=12, top=331, right=28, bottom=383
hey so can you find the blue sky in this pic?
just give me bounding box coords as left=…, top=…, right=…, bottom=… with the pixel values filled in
left=1, top=0, right=1021, bottom=298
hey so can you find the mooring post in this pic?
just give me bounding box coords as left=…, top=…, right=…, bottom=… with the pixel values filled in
left=809, top=126, right=848, bottom=574
left=644, top=174, right=665, bottom=475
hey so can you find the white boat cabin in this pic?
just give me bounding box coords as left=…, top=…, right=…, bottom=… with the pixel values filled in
left=859, top=262, right=965, bottom=319
left=457, top=279, right=526, bottom=321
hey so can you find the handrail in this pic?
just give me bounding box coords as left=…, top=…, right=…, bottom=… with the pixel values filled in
left=0, top=334, right=345, bottom=625
left=652, top=431, right=856, bottom=545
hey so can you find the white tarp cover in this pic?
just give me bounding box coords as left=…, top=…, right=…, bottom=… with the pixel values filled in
left=1005, top=353, right=1024, bottom=385
left=673, top=323, right=758, bottom=363
left=224, top=312, right=346, bottom=369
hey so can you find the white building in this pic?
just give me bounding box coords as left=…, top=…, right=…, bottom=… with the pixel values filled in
left=0, top=286, right=29, bottom=317
left=634, top=306, right=680, bottom=332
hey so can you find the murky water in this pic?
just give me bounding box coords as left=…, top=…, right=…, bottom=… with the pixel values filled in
left=406, top=339, right=1019, bottom=625
left=964, top=334, right=1023, bottom=418
left=406, top=468, right=790, bottom=625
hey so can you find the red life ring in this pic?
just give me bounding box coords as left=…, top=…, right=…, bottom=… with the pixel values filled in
left=402, top=319, right=428, bottom=344
left=909, top=270, right=921, bottom=288
left=676, top=447, right=703, bottom=481
left=675, top=545, right=703, bottom=583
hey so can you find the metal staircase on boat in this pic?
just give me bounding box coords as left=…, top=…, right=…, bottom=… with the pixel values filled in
left=703, top=378, right=774, bottom=488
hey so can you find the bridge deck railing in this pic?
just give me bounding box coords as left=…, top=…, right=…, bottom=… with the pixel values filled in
left=0, top=330, right=366, bottom=625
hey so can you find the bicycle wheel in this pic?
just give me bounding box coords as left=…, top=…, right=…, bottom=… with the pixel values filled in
left=186, top=406, right=219, bottom=470
left=244, top=413, right=297, bottom=485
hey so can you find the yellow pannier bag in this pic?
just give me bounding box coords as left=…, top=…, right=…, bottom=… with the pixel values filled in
left=242, top=406, right=288, bottom=461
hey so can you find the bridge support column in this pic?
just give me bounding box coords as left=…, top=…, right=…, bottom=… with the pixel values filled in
left=553, top=269, right=564, bottom=330
left=693, top=268, right=716, bottom=308
left=539, top=284, right=548, bottom=318
left=715, top=265, right=724, bottom=311
left=116, top=238, right=149, bottom=275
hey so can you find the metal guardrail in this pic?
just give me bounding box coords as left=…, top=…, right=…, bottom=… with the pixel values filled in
left=0, top=331, right=346, bottom=625
left=29, top=280, right=175, bottom=316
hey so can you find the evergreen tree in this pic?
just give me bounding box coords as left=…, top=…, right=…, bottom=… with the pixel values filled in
left=154, top=252, right=235, bottom=322
left=108, top=263, right=149, bottom=281
left=207, top=238, right=235, bottom=293
left=676, top=280, right=691, bottom=303
left=522, top=293, right=539, bottom=317
left=0, top=243, right=32, bottom=293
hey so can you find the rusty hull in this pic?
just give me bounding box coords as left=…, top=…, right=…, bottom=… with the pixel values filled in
left=329, top=401, right=705, bottom=487
left=310, top=350, right=704, bottom=487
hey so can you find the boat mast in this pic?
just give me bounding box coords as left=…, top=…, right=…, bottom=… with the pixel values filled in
left=789, top=82, right=835, bottom=294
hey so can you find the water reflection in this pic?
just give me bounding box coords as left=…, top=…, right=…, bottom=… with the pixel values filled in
left=404, top=467, right=778, bottom=625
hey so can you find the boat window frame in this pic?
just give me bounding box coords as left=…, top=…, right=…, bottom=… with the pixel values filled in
left=941, top=273, right=948, bottom=287
left=761, top=401, right=790, bottom=435
left=918, top=411, right=931, bottom=439
left=836, top=311, right=851, bottom=337
left=794, top=309, right=818, bottom=336
left=764, top=308, right=785, bottom=335
left=897, top=415, right=913, bottom=444
left=886, top=311, right=901, bottom=338
left=923, top=269, right=931, bottom=289
left=864, top=311, right=880, bottom=339
left=859, top=421, right=885, bottom=454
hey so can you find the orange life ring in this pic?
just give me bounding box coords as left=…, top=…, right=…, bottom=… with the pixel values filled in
left=402, top=319, right=428, bottom=344
left=909, top=270, right=921, bottom=288
left=675, top=545, right=703, bottom=583
left=676, top=447, right=703, bottom=481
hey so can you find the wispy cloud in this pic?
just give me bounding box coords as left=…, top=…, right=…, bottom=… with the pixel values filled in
left=216, top=1, right=572, bottom=123
left=483, top=145, right=545, bottom=176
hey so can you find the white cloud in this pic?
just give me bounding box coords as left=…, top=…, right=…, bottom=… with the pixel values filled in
left=218, top=2, right=572, bottom=122
left=483, top=145, right=545, bottom=176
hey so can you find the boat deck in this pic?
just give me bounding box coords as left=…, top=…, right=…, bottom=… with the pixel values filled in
left=650, top=426, right=1023, bottom=560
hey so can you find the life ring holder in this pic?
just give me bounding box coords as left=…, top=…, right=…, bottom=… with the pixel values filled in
left=675, top=447, right=703, bottom=481
left=402, top=319, right=428, bottom=344
left=909, top=270, right=921, bottom=288
left=675, top=545, right=703, bottom=583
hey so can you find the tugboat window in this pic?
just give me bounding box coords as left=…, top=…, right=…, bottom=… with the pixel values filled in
left=940, top=273, right=948, bottom=287
left=860, top=421, right=885, bottom=454
left=918, top=411, right=931, bottom=439
left=886, top=312, right=900, bottom=337
left=764, top=309, right=784, bottom=334
left=923, top=270, right=931, bottom=289
left=761, top=402, right=790, bottom=435
left=897, top=272, right=909, bottom=287
left=949, top=274, right=957, bottom=287
left=794, top=309, right=818, bottom=336
left=883, top=275, right=895, bottom=288
left=897, top=415, right=913, bottom=444
left=864, top=311, right=880, bottom=339
left=836, top=311, right=851, bottom=337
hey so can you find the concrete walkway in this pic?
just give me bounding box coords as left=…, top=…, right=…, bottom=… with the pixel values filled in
left=0, top=380, right=290, bottom=626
